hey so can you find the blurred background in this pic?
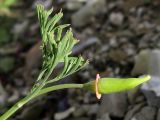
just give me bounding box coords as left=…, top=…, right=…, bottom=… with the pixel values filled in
left=0, top=0, right=160, bottom=120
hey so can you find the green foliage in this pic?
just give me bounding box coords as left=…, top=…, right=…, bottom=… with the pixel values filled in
left=0, top=0, right=18, bottom=16
left=30, top=4, right=88, bottom=95
left=0, top=4, right=88, bottom=120
left=0, top=0, right=18, bottom=8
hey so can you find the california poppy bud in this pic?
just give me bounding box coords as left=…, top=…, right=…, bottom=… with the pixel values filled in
left=83, top=74, right=151, bottom=99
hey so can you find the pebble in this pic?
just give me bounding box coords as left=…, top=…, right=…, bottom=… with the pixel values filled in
left=97, top=93, right=128, bottom=118
left=131, top=106, right=157, bottom=120
left=55, top=107, right=75, bottom=120
left=131, top=49, right=151, bottom=75
left=124, top=103, right=145, bottom=120
left=97, top=113, right=111, bottom=120
left=109, top=12, right=124, bottom=26
left=157, top=109, right=160, bottom=120
left=66, top=0, right=84, bottom=10
left=71, top=0, right=106, bottom=27
left=141, top=76, right=160, bottom=107
left=87, top=103, right=99, bottom=116
left=108, top=49, right=127, bottom=62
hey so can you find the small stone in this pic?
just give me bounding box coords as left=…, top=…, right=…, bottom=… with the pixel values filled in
left=157, top=109, right=160, bottom=120
left=73, top=105, right=90, bottom=117
left=132, top=49, right=160, bottom=107
left=12, top=20, right=29, bottom=36
left=32, top=0, right=52, bottom=9
left=97, top=93, right=128, bottom=118
left=71, top=0, right=106, bottom=27
left=109, top=37, right=118, bottom=47
left=87, top=104, right=99, bottom=116
left=127, top=87, right=141, bottom=104
left=124, top=103, right=145, bottom=120
left=66, top=0, right=84, bottom=10
left=108, top=49, right=127, bottom=62
left=55, top=107, right=75, bottom=120
left=131, top=106, right=157, bottom=120
left=131, top=49, right=151, bottom=75
left=109, top=12, right=124, bottom=26
left=73, top=37, right=100, bottom=55
left=141, top=76, right=160, bottom=107
left=67, top=117, right=88, bottom=120
left=97, top=113, right=111, bottom=120
left=124, top=0, right=146, bottom=12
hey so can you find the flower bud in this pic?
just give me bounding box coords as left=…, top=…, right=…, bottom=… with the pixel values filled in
left=83, top=74, right=151, bottom=99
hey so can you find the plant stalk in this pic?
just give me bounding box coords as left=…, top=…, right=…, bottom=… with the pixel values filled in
left=0, top=96, right=31, bottom=120
left=36, top=83, right=83, bottom=97
left=0, top=83, right=83, bottom=120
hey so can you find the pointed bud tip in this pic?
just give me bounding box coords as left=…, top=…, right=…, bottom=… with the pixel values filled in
left=146, top=75, right=151, bottom=80
left=141, top=75, right=151, bottom=81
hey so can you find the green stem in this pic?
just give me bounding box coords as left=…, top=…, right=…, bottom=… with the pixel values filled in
left=36, top=83, right=83, bottom=97
left=0, top=83, right=83, bottom=120
left=0, top=96, right=31, bottom=120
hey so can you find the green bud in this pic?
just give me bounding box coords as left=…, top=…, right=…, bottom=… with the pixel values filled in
left=83, top=75, right=151, bottom=99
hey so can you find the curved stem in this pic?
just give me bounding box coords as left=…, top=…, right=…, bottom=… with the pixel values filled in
left=0, top=83, right=83, bottom=120
left=0, top=96, right=31, bottom=120
left=35, top=83, right=83, bottom=97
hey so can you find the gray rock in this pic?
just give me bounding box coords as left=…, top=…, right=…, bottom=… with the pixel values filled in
left=71, top=0, right=106, bottom=27
left=132, top=49, right=160, bottom=107
left=97, top=113, right=111, bottom=120
left=157, top=109, right=160, bottom=120
left=73, top=105, right=90, bottom=117
left=132, top=50, right=160, bottom=107
left=97, top=92, right=128, bottom=118
left=132, top=49, right=160, bottom=76
left=131, top=49, right=150, bottom=75
left=108, top=49, right=127, bottom=62
left=73, top=104, right=99, bottom=117
left=148, top=50, right=160, bottom=76
left=55, top=107, right=75, bottom=120
left=124, top=103, right=145, bottom=120
left=73, top=37, right=100, bottom=55
left=127, top=87, right=141, bottom=104
left=32, top=0, right=52, bottom=9
left=109, top=12, right=124, bottom=26
left=67, top=117, right=88, bottom=120
left=87, top=104, right=99, bottom=116
left=66, top=0, right=84, bottom=10
left=12, top=20, right=29, bottom=36
left=141, top=76, right=160, bottom=107
left=131, top=106, right=157, bottom=120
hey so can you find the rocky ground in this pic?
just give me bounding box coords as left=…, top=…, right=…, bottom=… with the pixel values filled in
left=0, top=0, right=160, bottom=120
